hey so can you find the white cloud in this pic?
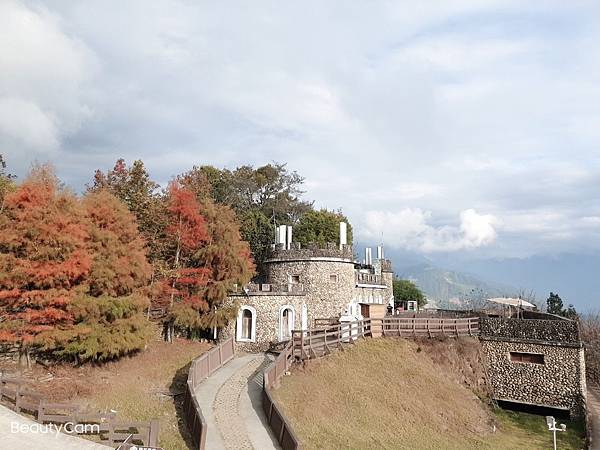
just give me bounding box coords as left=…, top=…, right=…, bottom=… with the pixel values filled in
left=1, top=1, right=600, bottom=256
left=363, top=208, right=498, bottom=252
left=0, top=0, right=94, bottom=161
left=0, top=98, right=59, bottom=151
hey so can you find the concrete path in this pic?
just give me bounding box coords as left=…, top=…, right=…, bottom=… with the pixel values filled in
left=588, top=385, right=600, bottom=449
left=194, top=354, right=279, bottom=450
left=0, top=404, right=109, bottom=449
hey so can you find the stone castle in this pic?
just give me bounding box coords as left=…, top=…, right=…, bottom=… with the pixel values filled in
left=226, top=222, right=393, bottom=351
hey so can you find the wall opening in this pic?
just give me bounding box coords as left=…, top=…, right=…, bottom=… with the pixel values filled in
left=236, top=306, right=256, bottom=342
left=279, top=305, right=295, bottom=341
left=510, top=352, right=545, bottom=364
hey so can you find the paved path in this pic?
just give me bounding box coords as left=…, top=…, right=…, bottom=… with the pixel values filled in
left=194, top=354, right=279, bottom=450
left=589, top=385, right=600, bottom=449
left=0, top=404, right=109, bottom=449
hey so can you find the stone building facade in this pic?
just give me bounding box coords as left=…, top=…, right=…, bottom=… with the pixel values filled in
left=224, top=227, right=394, bottom=352
left=480, top=314, right=586, bottom=418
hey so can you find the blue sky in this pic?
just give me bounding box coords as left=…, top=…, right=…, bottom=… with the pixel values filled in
left=1, top=1, right=600, bottom=307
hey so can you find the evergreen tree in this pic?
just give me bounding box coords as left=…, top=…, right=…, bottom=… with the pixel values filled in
left=547, top=292, right=564, bottom=315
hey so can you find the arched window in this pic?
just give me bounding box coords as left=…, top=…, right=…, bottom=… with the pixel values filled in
left=236, top=306, right=256, bottom=342
left=279, top=305, right=295, bottom=341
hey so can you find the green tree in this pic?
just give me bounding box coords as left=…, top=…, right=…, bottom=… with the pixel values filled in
left=546, top=292, right=578, bottom=319
left=179, top=163, right=313, bottom=273
left=294, top=209, right=353, bottom=247
left=393, top=279, right=427, bottom=308
left=546, top=292, right=564, bottom=315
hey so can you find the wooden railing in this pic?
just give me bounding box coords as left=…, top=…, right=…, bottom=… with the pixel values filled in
left=263, top=341, right=301, bottom=450
left=292, top=317, right=479, bottom=360
left=183, top=337, right=235, bottom=450
left=0, top=375, right=159, bottom=447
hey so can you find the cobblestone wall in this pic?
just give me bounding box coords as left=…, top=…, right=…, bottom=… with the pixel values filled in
left=225, top=244, right=393, bottom=352
left=481, top=339, right=586, bottom=418
left=480, top=317, right=580, bottom=344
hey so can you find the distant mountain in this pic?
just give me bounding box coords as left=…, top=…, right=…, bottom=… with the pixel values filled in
left=397, top=263, right=517, bottom=309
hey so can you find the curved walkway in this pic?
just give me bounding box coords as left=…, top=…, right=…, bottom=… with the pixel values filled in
left=194, top=353, right=279, bottom=450
left=0, top=404, right=109, bottom=449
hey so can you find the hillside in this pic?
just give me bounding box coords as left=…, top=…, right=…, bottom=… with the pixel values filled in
left=273, top=338, right=585, bottom=449
left=397, top=263, right=515, bottom=308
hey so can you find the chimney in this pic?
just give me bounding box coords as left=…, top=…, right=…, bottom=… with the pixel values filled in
left=278, top=225, right=287, bottom=247
left=365, top=247, right=373, bottom=266
left=339, top=222, right=347, bottom=249
left=377, top=245, right=383, bottom=260
left=286, top=225, right=293, bottom=250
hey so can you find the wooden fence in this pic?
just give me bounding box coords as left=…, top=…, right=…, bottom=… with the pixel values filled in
left=0, top=375, right=159, bottom=447
left=292, top=317, right=479, bottom=360
left=183, top=336, right=235, bottom=450
left=263, top=341, right=301, bottom=450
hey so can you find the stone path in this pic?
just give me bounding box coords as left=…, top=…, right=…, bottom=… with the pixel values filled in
left=194, top=353, right=279, bottom=450
left=0, top=404, right=109, bottom=449
left=588, top=385, right=600, bottom=449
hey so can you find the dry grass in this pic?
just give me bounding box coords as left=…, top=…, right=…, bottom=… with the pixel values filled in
left=80, top=338, right=210, bottom=450
left=273, top=337, right=585, bottom=450
left=3, top=335, right=211, bottom=450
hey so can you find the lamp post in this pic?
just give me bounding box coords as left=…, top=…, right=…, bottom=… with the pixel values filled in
left=546, top=416, right=566, bottom=450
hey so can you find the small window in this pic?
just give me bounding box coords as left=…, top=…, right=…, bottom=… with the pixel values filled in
left=290, top=275, right=300, bottom=284
left=329, top=274, right=338, bottom=282
left=510, top=352, right=544, bottom=364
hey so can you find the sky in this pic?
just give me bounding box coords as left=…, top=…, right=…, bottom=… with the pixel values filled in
left=1, top=1, right=600, bottom=306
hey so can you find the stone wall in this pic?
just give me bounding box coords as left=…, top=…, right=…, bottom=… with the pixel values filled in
left=224, top=293, right=308, bottom=352
left=481, top=339, right=586, bottom=418
left=480, top=317, right=580, bottom=345
left=266, top=258, right=356, bottom=320
left=268, top=243, right=353, bottom=261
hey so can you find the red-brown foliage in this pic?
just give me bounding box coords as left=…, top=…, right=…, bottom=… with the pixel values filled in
left=0, top=166, right=92, bottom=349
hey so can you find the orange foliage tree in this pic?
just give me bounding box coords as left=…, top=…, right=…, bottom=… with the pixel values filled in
left=0, top=167, right=153, bottom=364
left=0, top=167, right=91, bottom=364
left=172, top=173, right=255, bottom=337
left=162, top=182, right=210, bottom=340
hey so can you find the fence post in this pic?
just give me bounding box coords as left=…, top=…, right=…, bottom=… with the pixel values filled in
left=15, top=383, right=21, bottom=413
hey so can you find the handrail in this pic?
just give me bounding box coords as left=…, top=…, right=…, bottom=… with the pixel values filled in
left=183, top=337, right=235, bottom=450
left=263, top=342, right=301, bottom=450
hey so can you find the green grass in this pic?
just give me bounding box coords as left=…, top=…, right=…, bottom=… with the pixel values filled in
left=490, top=408, right=585, bottom=450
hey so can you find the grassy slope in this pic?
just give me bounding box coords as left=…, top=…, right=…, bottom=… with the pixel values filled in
left=274, top=338, right=585, bottom=450
left=83, top=338, right=210, bottom=450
